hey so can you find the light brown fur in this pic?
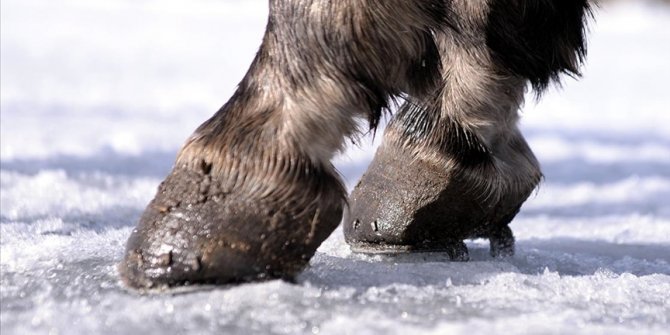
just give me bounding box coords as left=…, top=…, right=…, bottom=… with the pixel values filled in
left=121, top=0, right=590, bottom=288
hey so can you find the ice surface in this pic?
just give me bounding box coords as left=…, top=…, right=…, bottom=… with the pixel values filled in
left=1, top=0, right=670, bottom=334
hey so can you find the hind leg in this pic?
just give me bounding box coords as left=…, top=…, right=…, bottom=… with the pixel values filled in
left=344, top=97, right=540, bottom=258
left=345, top=0, right=591, bottom=256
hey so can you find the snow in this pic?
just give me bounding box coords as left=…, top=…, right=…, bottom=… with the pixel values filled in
left=1, top=0, right=670, bottom=334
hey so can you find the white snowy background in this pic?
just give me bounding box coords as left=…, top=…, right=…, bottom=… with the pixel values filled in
left=1, top=0, right=669, bottom=334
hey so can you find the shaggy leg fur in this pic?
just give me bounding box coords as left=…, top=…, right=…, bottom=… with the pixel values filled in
left=344, top=0, right=590, bottom=257
left=119, top=0, right=449, bottom=289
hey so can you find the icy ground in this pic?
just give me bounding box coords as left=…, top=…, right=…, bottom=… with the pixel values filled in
left=1, top=0, right=669, bottom=334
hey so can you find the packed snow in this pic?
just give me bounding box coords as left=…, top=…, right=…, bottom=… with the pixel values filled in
left=1, top=1, right=669, bottom=334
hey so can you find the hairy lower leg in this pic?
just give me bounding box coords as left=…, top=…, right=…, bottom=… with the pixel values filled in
left=345, top=0, right=544, bottom=254
left=120, top=0, right=447, bottom=288
left=395, top=0, right=546, bottom=205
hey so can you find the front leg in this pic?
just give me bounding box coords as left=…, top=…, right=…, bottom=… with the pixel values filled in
left=119, top=0, right=447, bottom=289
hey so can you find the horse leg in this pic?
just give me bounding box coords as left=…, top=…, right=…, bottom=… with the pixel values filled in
left=119, top=0, right=448, bottom=289
left=344, top=0, right=590, bottom=257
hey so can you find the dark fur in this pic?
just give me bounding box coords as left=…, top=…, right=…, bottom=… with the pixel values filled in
left=487, top=0, right=591, bottom=91
left=121, top=0, right=591, bottom=288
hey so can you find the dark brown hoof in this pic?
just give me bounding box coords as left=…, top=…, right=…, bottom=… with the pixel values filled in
left=343, top=142, right=526, bottom=258
left=119, top=164, right=343, bottom=290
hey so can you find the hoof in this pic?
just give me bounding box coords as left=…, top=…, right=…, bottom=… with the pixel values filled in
left=344, top=142, right=524, bottom=258
left=119, top=164, right=343, bottom=290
